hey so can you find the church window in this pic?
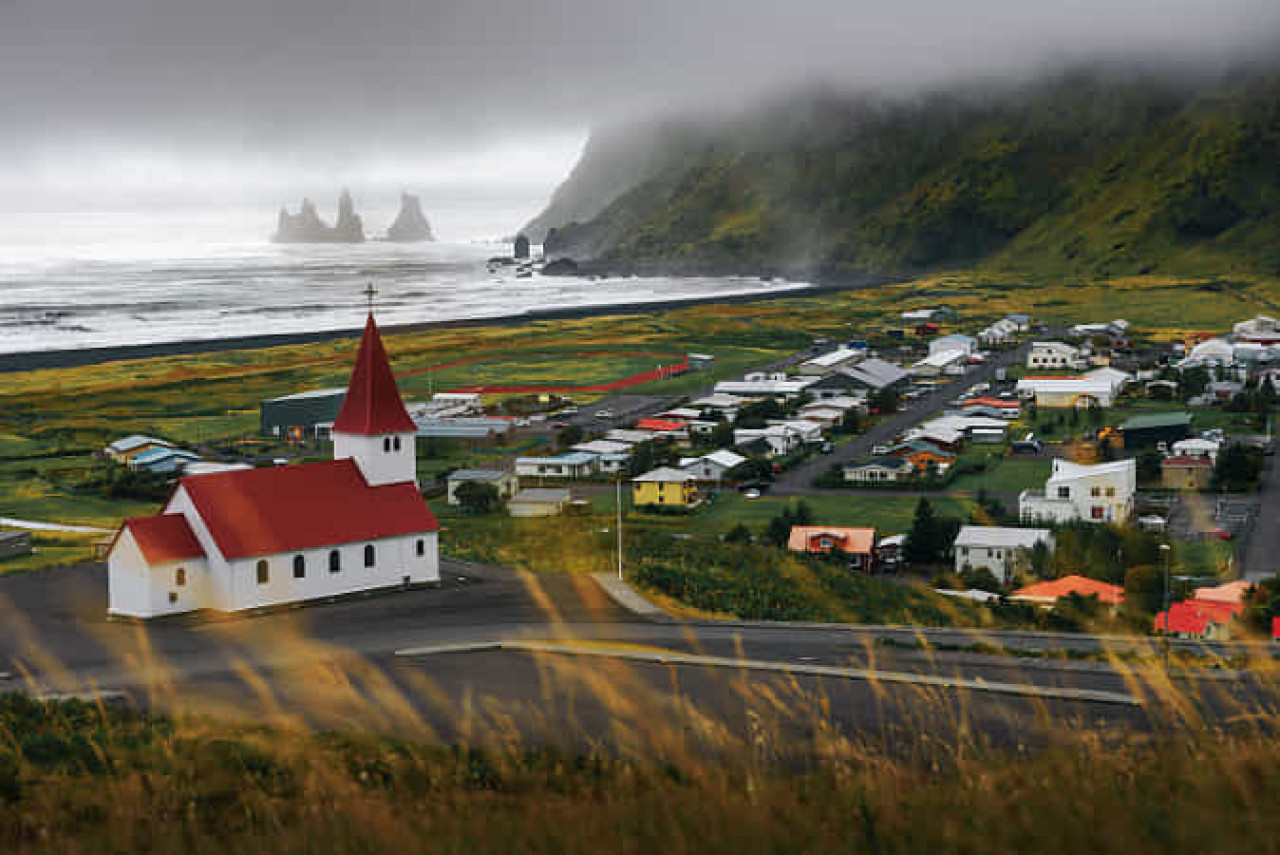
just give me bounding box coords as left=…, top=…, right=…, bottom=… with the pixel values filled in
left=293, top=555, right=306, bottom=579
left=175, top=567, right=186, bottom=587
left=416, top=539, right=425, bottom=556
left=364, top=544, right=376, bottom=567
left=329, top=550, right=341, bottom=573
left=256, top=560, right=269, bottom=585
left=383, top=437, right=391, bottom=452
left=394, top=436, right=402, bottom=451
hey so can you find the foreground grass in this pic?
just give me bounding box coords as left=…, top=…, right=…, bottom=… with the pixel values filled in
left=0, top=692, right=1277, bottom=854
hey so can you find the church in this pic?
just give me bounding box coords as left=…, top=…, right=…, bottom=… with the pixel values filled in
left=107, top=313, right=440, bottom=619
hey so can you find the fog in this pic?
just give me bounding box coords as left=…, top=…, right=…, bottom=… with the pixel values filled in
left=3, top=0, right=1278, bottom=211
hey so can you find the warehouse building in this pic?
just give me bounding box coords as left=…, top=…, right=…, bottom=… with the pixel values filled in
left=260, top=388, right=347, bottom=440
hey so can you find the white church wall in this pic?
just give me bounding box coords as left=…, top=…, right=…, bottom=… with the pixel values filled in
left=107, top=528, right=212, bottom=619
left=164, top=486, right=235, bottom=609
left=334, top=431, right=417, bottom=486
left=224, top=531, right=439, bottom=612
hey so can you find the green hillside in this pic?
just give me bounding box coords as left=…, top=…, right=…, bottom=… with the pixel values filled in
left=539, top=67, right=1280, bottom=280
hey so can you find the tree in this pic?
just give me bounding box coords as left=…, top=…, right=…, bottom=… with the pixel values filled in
left=1136, top=450, right=1163, bottom=483
left=556, top=424, right=584, bottom=449
left=904, top=498, right=960, bottom=566
left=726, top=456, right=774, bottom=484
left=870, top=387, right=899, bottom=414
left=764, top=507, right=795, bottom=547
left=454, top=480, right=500, bottom=514
left=1212, top=443, right=1262, bottom=491
left=724, top=523, right=753, bottom=544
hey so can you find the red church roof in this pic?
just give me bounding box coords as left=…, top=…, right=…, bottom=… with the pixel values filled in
left=179, top=460, right=438, bottom=560
left=123, top=514, right=206, bottom=564
left=332, top=314, right=416, bottom=435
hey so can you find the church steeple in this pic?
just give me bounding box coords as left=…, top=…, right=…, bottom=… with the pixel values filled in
left=332, top=311, right=417, bottom=486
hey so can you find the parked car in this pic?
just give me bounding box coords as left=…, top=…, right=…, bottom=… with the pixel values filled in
left=594, top=409, right=614, bottom=419
left=743, top=488, right=762, bottom=500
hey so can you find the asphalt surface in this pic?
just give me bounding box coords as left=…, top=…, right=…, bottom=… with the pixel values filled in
left=1, top=558, right=1274, bottom=754
left=1243, top=445, right=1280, bottom=581
left=773, top=342, right=1032, bottom=492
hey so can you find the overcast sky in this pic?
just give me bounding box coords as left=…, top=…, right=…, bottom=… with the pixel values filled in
left=2, top=0, right=1278, bottom=209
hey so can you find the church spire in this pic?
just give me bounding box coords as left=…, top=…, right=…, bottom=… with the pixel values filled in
left=332, top=313, right=415, bottom=436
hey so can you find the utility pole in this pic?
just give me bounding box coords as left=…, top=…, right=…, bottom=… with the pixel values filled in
left=616, top=473, right=624, bottom=581
left=1160, top=543, right=1172, bottom=673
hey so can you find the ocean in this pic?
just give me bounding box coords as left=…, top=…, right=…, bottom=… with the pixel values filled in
left=0, top=201, right=806, bottom=356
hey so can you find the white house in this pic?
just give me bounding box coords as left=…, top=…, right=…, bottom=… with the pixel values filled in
left=928, top=334, right=977, bottom=357
left=911, top=349, right=968, bottom=378
left=843, top=457, right=914, bottom=483
left=1015, top=375, right=1119, bottom=408
left=107, top=314, right=440, bottom=619
left=1019, top=459, right=1136, bottom=525
left=1233, top=315, right=1280, bottom=344
left=953, top=526, right=1053, bottom=583
left=678, top=449, right=747, bottom=482
left=734, top=425, right=802, bottom=457
left=1172, top=437, right=1221, bottom=462
left=508, top=488, right=572, bottom=517
left=798, top=347, right=863, bottom=376
left=1027, top=341, right=1083, bottom=371
left=514, top=452, right=598, bottom=479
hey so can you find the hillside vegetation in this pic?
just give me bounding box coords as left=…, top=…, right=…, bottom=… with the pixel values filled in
left=536, top=66, right=1280, bottom=280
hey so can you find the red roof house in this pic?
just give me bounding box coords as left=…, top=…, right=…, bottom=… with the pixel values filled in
left=787, top=526, right=877, bottom=570
left=1012, top=575, right=1125, bottom=606
left=636, top=418, right=688, bottom=433
left=1155, top=599, right=1242, bottom=640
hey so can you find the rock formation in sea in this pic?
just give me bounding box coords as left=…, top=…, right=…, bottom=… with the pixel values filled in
left=385, top=193, right=435, bottom=242
left=272, top=189, right=366, bottom=243
left=513, top=234, right=531, bottom=259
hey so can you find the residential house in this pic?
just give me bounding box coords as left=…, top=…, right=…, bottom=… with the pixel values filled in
left=128, top=447, right=202, bottom=474
left=1012, top=575, right=1125, bottom=607
left=690, top=393, right=750, bottom=420
left=911, top=349, right=968, bottom=379
left=1160, top=456, right=1212, bottom=490
left=1015, top=375, right=1118, bottom=408
left=1155, top=599, right=1242, bottom=640
left=787, top=526, right=877, bottom=571
left=605, top=429, right=657, bottom=445
left=508, top=488, right=572, bottom=518
left=1019, top=459, right=1136, bottom=525
left=678, top=449, right=747, bottom=483
left=446, top=469, right=518, bottom=505
left=843, top=457, right=914, bottom=483
left=797, top=347, right=864, bottom=376
left=1194, top=580, right=1252, bottom=604
left=514, top=452, right=598, bottom=479
left=978, top=318, right=1018, bottom=346
left=734, top=425, right=802, bottom=458
left=928, top=334, right=977, bottom=357
left=960, top=397, right=1021, bottom=419
left=572, top=440, right=634, bottom=457
left=953, top=526, right=1052, bottom=583
left=105, top=435, right=176, bottom=464
left=631, top=467, right=698, bottom=508
left=807, top=358, right=909, bottom=399
left=1233, top=315, right=1280, bottom=344
left=1172, top=437, right=1221, bottom=462
left=1027, top=341, right=1083, bottom=371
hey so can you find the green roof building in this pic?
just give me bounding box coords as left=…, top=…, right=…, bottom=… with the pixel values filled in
left=1119, top=412, right=1192, bottom=449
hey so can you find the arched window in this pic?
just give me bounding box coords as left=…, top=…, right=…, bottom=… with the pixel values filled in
left=364, top=544, right=375, bottom=567
left=383, top=437, right=391, bottom=452
left=175, top=567, right=186, bottom=587
left=256, top=560, right=269, bottom=585
left=416, top=539, right=425, bottom=557
left=329, top=550, right=341, bottom=573
left=393, top=436, right=402, bottom=451
left=293, top=555, right=305, bottom=579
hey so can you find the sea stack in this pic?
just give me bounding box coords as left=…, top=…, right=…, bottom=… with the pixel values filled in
left=272, top=189, right=366, bottom=243
left=385, top=193, right=435, bottom=242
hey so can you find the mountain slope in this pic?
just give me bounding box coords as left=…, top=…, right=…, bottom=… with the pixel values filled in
left=535, top=68, right=1280, bottom=279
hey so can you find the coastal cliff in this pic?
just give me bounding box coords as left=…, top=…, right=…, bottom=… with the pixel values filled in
left=273, top=189, right=366, bottom=243
left=530, top=65, right=1280, bottom=280
left=385, top=193, right=435, bottom=242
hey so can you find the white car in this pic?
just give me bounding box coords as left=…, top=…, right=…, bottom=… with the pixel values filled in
left=743, top=488, right=762, bottom=500
left=872, top=443, right=891, bottom=455
left=594, top=409, right=615, bottom=419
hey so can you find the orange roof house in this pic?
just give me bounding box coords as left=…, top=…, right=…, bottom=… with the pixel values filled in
left=1193, top=580, right=1253, bottom=604
left=1012, top=575, right=1125, bottom=606
left=1155, top=599, right=1242, bottom=639
left=788, top=526, right=877, bottom=570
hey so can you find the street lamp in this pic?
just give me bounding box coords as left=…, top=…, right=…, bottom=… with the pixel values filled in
left=1159, top=543, right=1172, bottom=672
left=616, top=473, right=624, bottom=581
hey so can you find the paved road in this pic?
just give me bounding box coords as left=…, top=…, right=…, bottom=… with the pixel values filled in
left=773, top=342, right=1032, bottom=492
left=1242, top=445, right=1280, bottom=582
left=0, top=559, right=1272, bottom=753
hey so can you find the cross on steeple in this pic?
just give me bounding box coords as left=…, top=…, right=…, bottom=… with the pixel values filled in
left=363, top=281, right=378, bottom=315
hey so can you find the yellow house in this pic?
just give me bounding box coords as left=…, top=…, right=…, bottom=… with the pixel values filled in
left=631, top=467, right=698, bottom=508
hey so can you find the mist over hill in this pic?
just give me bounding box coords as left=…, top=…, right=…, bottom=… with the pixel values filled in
left=529, top=64, right=1280, bottom=280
